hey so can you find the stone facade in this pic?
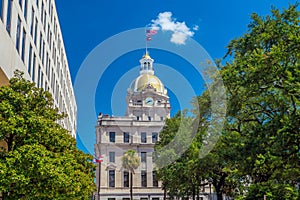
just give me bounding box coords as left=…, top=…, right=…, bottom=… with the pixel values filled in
left=95, top=52, right=170, bottom=200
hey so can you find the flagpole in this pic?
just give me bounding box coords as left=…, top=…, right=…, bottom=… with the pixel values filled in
left=145, top=28, right=148, bottom=54
left=98, top=162, right=101, bottom=200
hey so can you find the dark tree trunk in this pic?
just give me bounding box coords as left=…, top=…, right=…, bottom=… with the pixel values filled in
left=192, top=185, right=196, bottom=200
left=196, top=186, right=200, bottom=200
left=130, top=172, right=133, bottom=200
left=216, top=191, right=223, bottom=200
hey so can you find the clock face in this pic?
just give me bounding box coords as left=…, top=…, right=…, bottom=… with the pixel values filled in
left=145, top=97, right=154, bottom=105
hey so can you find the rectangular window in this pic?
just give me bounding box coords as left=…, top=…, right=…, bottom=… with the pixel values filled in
left=41, top=72, right=44, bottom=89
left=153, top=171, right=158, bottom=187
left=152, top=132, right=158, bottom=143
left=28, top=44, right=33, bottom=75
left=6, top=0, right=12, bottom=33
left=109, top=132, right=115, bottom=143
left=148, top=116, right=151, bottom=121
left=123, top=171, right=129, bottom=188
left=19, top=0, right=22, bottom=10
left=0, top=0, right=3, bottom=21
left=141, top=170, right=147, bottom=187
left=24, top=0, right=27, bottom=20
left=39, top=33, right=42, bottom=57
left=16, top=16, right=21, bottom=52
left=42, top=41, right=45, bottom=64
left=109, top=170, right=115, bottom=187
left=21, top=28, right=26, bottom=62
left=109, top=152, right=115, bottom=163
left=141, top=152, right=147, bottom=163
left=43, top=11, right=46, bottom=30
left=34, top=18, right=38, bottom=45
left=47, top=24, right=50, bottom=42
left=37, top=65, right=41, bottom=88
left=108, top=198, right=116, bottom=200
left=123, top=132, right=130, bottom=143
left=30, top=8, right=34, bottom=35
left=41, top=1, right=44, bottom=20
left=32, top=54, right=36, bottom=81
left=141, top=132, right=147, bottom=143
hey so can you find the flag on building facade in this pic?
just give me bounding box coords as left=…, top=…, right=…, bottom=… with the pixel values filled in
left=93, top=155, right=104, bottom=163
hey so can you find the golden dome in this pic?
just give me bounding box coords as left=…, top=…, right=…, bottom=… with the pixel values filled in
left=130, top=74, right=167, bottom=94
left=142, top=52, right=151, bottom=59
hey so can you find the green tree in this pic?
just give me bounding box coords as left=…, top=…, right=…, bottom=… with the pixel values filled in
left=221, top=3, right=300, bottom=199
left=0, top=71, right=95, bottom=199
left=121, top=149, right=140, bottom=200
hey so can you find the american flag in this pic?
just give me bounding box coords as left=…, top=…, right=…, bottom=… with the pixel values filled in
left=146, top=29, right=157, bottom=41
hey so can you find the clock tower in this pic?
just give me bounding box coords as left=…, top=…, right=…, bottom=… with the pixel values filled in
left=126, top=52, right=170, bottom=120
left=95, top=51, right=170, bottom=200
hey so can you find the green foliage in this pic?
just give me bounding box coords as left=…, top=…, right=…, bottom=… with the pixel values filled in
left=154, top=3, right=300, bottom=200
left=0, top=71, right=95, bottom=199
left=121, top=149, right=140, bottom=200
left=121, top=149, right=140, bottom=174
left=222, top=3, right=300, bottom=199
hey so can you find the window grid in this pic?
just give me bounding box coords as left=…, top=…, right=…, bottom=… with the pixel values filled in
left=109, top=152, right=115, bottom=163
left=141, top=170, right=147, bottom=187
left=109, top=170, right=115, bottom=188
left=109, top=132, right=115, bottom=143
left=124, top=132, right=130, bottom=143
left=123, top=171, right=129, bottom=188
left=141, top=132, right=147, bottom=143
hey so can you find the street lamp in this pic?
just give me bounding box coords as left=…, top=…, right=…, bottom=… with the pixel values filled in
left=208, top=178, right=213, bottom=200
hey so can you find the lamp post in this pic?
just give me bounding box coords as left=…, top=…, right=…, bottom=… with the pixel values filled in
left=208, top=178, right=213, bottom=200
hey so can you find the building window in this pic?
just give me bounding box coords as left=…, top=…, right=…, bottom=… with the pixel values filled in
left=141, top=132, right=147, bottom=143
left=123, top=171, right=129, bottom=188
left=21, top=28, right=26, bottom=62
left=39, top=33, right=43, bottom=57
left=152, top=132, right=158, bottom=143
left=141, top=152, right=146, bottom=163
left=153, top=171, right=158, bottom=187
left=141, top=170, right=147, bottom=187
left=148, top=116, right=151, bottom=121
left=16, top=15, right=21, bottom=52
left=0, top=0, right=3, bottom=21
left=30, top=8, right=34, bottom=35
left=37, top=65, right=41, bottom=88
left=32, top=54, right=36, bottom=81
left=6, top=0, right=12, bottom=33
left=109, top=170, right=115, bottom=187
left=109, top=132, right=115, bottom=143
left=136, top=116, right=140, bottom=120
left=24, top=0, right=27, bottom=20
left=124, top=132, right=130, bottom=143
left=123, top=198, right=130, bottom=200
left=19, top=0, right=23, bottom=9
left=109, top=152, right=115, bottom=163
left=108, top=198, right=116, bottom=200
left=28, top=44, right=33, bottom=75
left=34, top=18, right=37, bottom=45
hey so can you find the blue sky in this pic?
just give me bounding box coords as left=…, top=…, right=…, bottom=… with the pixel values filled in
left=55, top=0, right=298, bottom=154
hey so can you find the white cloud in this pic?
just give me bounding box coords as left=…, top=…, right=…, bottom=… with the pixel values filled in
left=151, top=12, right=196, bottom=45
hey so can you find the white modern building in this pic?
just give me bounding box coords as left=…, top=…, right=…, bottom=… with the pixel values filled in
left=95, top=52, right=171, bottom=200
left=0, top=0, right=77, bottom=137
